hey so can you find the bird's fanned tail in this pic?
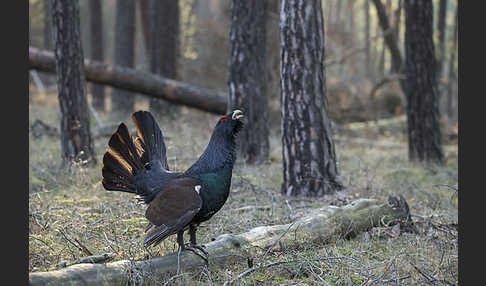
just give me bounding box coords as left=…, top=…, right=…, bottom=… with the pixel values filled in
left=102, top=123, right=144, bottom=194
left=132, top=111, right=169, bottom=170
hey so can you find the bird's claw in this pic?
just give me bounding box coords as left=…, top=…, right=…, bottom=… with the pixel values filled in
left=183, top=243, right=209, bottom=264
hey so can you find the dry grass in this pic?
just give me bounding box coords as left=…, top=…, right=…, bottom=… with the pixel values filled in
left=29, top=93, right=457, bottom=285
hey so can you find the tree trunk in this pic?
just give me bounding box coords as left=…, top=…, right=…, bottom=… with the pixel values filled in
left=347, top=0, right=356, bottom=47
left=52, top=0, right=96, bottom=168
left=265, top=0, right=280, bottom=101
left=437, top=0, right=448, bottom=80
left=29, top=196, right=411, bottom=286
left=446, top=4, right=458, bottom=119
left=364, top=0, right=371, bottom=74
left=88, top=0, right=105, bottom=111
left=148, top=0, right=180, bottom=114
left=379, top=36, right=386, bottom=76
left=391, top=0, right=402, bottom=73
left=30, top=47, right=228, bottom=115
left=43, top=0, right=54, bottom=50
left=138, top=0, right=151, bottom=56
left=371, top=0, right=405, bottom=89
left=111, top=0, right=136, bottom=117
left=335, top=0, right=342, bottom=25
left=404, top=0, right=444, bottom=164
left=280, top=0, right=343, bottom=197
left=228, top=0, right=269, bottom=165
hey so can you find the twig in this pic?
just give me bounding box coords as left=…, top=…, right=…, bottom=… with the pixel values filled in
left=261, top=222, right=295, bottom=263
left=381, top=274, right=411, bottom=283
left=58, top=228, right=92, bottom=256
left=162, top=273, right=189, bottom=286
left=222, top=260, right=293, bottom=286
left=410, top=262, right=437, bottom=284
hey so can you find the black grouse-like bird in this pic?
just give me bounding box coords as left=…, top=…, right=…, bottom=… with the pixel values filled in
left=102, top=110, right=244, bottom=259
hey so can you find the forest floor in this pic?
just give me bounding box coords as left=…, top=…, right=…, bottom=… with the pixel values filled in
left=29, top=92, right=458, bottom=285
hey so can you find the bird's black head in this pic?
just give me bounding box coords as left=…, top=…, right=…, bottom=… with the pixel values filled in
left=213, top=109, right=245, bottom=139
left=185, top=110, right=244, bottom=175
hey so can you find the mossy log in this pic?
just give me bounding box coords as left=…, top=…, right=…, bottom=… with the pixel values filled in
left=29, top=196, right=410, bottom=286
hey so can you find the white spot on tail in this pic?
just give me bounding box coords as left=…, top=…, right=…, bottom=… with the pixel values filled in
left=195, top=185, right=201, bottom=194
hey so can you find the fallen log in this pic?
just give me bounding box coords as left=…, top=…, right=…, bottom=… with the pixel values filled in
left=29, top=47, right=228, bottom=115
left=29, top=196, right=411, bottom=286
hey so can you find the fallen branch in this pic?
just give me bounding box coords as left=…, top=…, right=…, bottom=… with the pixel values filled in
left=368, top=74, right=406, bottom=101
left=29, top=196, right=411, bottom=286
left=29, top=47, right=228, bottom=115
left=29, top=119, right=171, bottom=140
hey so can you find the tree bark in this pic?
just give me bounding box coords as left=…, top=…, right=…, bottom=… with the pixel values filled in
left=138, top=0, right=151, bottom=56
left=111, top=0, right=136, bottom=117
left=29, top=47, right=228, bottom=115
left=371, top=0, right=404, bottom=88
left=148, top=0, right=180, bottom=114
left=29, top=196, right=411, bottom=286
left=228, top=0, right=269, bottom=164
left=364, top=0, right=371, bottom=74
left=88, top=0, right=105, bottom=111
left=43, top=0, right=54, bottom=50
left=347, top=0, right=356, bottom=47
left=280, top=0, right=343, bottom=197
left=446, top=3, right=458, bottom=119
left=52, top=0, right=96, bottom=167
left=391, top=0, right=402, bottom=73
left=437, top=0, right=448, bottom=80
left=404, top=0, right=444, bottom=164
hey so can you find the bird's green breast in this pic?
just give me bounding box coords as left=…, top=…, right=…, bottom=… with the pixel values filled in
left=193, top=168, right=233, bottom=223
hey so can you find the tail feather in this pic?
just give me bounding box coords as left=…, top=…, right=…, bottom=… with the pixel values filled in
left=102, top=111, right=170, bottom=201
left=132, top=111, right=169, bottom=169
left=107, top=123, right=144, bottom=172
left=102, top=152, right=133, bottom=181
left=102, top=122, right=145, bottom=194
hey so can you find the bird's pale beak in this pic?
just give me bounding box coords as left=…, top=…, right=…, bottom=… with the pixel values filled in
left=232, top=110, right=244, bottom=120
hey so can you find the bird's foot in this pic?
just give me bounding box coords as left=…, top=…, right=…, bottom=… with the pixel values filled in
left=183, top=243, right=208, bottom=264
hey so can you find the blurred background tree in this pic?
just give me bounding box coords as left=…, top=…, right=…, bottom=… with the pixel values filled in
left=228, top=0, right=269, bottom=165
left=29, top=0, right=459, bottom=170
left=51, top=0, right=95, bottom=168
left=110, top=0, right=136, bottom=120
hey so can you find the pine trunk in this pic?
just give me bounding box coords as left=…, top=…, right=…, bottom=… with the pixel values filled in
left=404, top=0, right=444, bottom=164
left=364, top=0, right=371, bottom=74
left=437, top=0, right=448, bottom=80
left=88, top=0, right=105, bottom=111
left=148, top=0, right=180, bottom=115
left=111, top=0, right=136, bottom=117
left=280, top=0, right=343, bottom=197
left=371, top=0, right=405, bottom=88
left=52, top=0, right=96, bottom=167
left=391, top=0, right=402, bottom=73
left=138, top=0, right=151, bottom=56
left=43, top=0, right=53, bottom=50
left=228, top=0, right=268, bottom=165
left=446, top=4, right=458, bottom=119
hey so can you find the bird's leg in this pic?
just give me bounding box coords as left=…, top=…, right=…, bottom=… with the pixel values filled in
left=189, top=224, right=198, bottom=245
left=179, top=227, right=208, bottom=264
left=177, top=230, right=185, bottom=250
left=188, top=224, right=208, bottom=256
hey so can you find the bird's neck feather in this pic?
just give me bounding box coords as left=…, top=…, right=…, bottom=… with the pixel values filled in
left=186, top=132, right=236, bottom=175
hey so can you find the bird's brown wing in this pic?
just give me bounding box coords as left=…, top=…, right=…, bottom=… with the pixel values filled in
left=143, top=178, right=202, bottom=247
